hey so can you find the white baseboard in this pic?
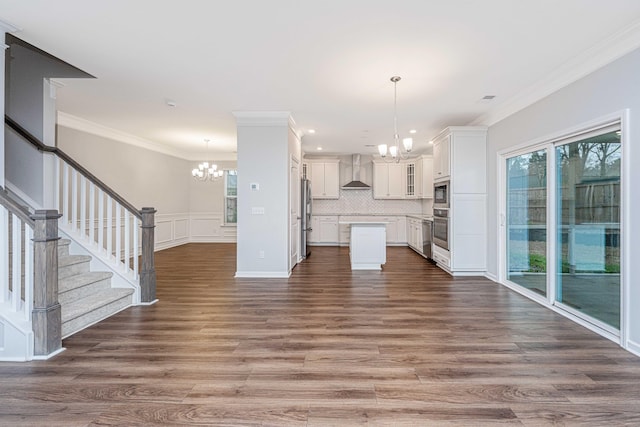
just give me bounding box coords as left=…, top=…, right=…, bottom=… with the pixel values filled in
left=235, top=271, right=291, bottom=278
left=451, top=270, right=488, bottom=277
left=484, top=272, right=498, bottom=282
left=626, top=339, right=640, bottom=357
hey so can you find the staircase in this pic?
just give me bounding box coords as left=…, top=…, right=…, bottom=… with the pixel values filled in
left=57, top=239, right=134, bottom=337
left=2, top=36, right=156, bottom=361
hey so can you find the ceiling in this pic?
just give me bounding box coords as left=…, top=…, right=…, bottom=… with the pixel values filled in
left=2, top=1, right=640, bottom=160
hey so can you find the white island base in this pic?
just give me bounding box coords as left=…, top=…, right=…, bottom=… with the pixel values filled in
left=341, top=222, right=387, bottom=270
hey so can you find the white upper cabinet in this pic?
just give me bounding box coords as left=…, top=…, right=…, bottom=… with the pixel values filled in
left=414, top=155, right=433, bottom=199
left=405, top=162, right=416, bottom=198
left=310, top=160, right=339, bottom=199
left=433, top=134, right=451, bottom=180
left=373, top=162, right=404, bottom=199
left=374, top=157, right=433, bottom=199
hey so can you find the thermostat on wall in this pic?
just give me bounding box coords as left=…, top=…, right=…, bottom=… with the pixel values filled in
left=250, top=183, right=259, bottom=191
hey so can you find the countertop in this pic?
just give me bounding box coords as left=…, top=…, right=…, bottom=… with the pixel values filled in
left=338, top=221, right=389, bottom=225
left=313, top=213, right=433, bottom=221
left=313, top=212, right=427, bottom=217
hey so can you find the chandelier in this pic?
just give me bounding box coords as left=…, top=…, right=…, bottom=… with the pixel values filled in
left=378, top=76, right=413, bottom=162
left=192, top=139, right=223, bottom=181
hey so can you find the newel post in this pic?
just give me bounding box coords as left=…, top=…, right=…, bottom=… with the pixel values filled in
left=30, top=209, right=62, bottom=356
left=140, top=207, right=157, bottom=303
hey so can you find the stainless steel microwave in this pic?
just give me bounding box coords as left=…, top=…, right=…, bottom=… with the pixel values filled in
left=434, top=181, right=449, bottom=209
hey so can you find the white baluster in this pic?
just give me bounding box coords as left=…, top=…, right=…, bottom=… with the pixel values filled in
left=80, top=175, right=87, bottom=238
left=98, top=188, right=104, bottom=251
left=0, top=207, right=8, bottom=303
left=115, top=203, right=122, bottom=267
left=89, top=182, right=95, bottom=245
left=133, top=216, right=139, bottom=277
left=11, top=215, right=21, bottom=312
left=71, top=169, right=78, bottom=232
left=107, top=197, right=113, bottom=259
left=54, top=157, right=61, bottom=212
left=23, top=226, right=33, bottom=321
left=124, top=211, right=130, bottom=273
left=62, top=162, right=69, bottom=226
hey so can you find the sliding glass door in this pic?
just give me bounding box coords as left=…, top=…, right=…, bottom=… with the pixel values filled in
left=555, top=130, right=621, bottom=329
left=506, top=150, right=548, bottom=296
left=503, top=122, right=622, bottom=335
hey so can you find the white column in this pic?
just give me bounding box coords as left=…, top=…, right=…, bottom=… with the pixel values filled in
left=233, top=111, right=296, bottom=278
left=0, top=19, right=19, bottom=188
left=42, top=79, right=63, bottom=208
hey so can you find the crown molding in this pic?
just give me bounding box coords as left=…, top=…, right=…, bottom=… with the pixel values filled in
left=57, top=112, right=238, bottom=162
left=1, top=19, right=18, bottom=50
left=472, top=18, right=640, bottom=127
left=0, top=19, right=19, bottom=34
left=57, top=111, right=194, bottom=159
left=233, top=111, right=294, bottom=127
left=233, top=111, right=300, bottom=140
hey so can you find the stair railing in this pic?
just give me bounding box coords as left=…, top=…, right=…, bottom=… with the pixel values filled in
left=5, top=115, right=156, bottom=304
left=0, top=189, right=35, bottom=323
left=0, top=188, right=62, bottom=357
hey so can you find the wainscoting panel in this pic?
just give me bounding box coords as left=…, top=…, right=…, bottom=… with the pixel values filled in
left=155, top=213, right=236, bottom=251
left=191, top=217, right=221, bottom=238
left=155, top=218, right=175, bottom=246
left=174, top=218, right=189, bottom=240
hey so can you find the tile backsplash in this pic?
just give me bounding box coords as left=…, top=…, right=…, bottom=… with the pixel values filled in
left=313, top=189, right=427, bottom=215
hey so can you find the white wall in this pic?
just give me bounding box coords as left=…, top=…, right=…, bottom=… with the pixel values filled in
left=57, top=126, right=238, bottom=250
left=486, top=46, right=640, bottom=352
left=235, top=113, right=291, bottom=277
left=58, top=126, right=190, bottom=213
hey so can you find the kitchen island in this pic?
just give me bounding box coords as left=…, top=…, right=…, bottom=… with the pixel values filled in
left=339, top=221, right=387, bottom=270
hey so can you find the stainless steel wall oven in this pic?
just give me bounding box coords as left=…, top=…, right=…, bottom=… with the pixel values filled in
left=433, top=208, right=449, bottom=250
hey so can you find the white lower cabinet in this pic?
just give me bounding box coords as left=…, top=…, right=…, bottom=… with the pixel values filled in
left=406, top=218, right=423, bottom=252
left=308, top=215, right=339, bottom=244
left=432, top=243, right=450, bottom=268
left=335, top=216, right=408, bottom=246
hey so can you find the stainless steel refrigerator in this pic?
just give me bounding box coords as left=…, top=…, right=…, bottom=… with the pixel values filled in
left=301, top=178, right=312, bottom=258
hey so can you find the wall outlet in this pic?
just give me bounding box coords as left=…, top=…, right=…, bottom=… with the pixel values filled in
left=259, top=250, right=265, bottom=259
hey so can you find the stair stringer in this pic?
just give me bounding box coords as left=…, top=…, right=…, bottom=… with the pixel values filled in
left=60, top=229, right=141, bottom=305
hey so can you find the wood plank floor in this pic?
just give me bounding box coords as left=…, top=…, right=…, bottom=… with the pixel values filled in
left=2, top=243, right=640, bottom=426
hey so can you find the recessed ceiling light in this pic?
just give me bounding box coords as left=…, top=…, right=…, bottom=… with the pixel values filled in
left=308, top=129, right=316, bottom=134
left=482, top=95, right=496, bottom=100
left=166, top=99, right=177, bottom=107
left=409, top=129, right=417, bottom=134
left=428, top=140, right=434, bottom=144
left=316, top=146, right=323, bottom=151
left=364, top=144, right=376, bottom=147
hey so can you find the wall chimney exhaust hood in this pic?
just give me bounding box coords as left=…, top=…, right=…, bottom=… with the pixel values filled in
left=342, top=154, right=370, bottom=189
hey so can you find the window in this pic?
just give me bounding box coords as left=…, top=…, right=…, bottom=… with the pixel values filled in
left=224, top=170, right=237, bottom=224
